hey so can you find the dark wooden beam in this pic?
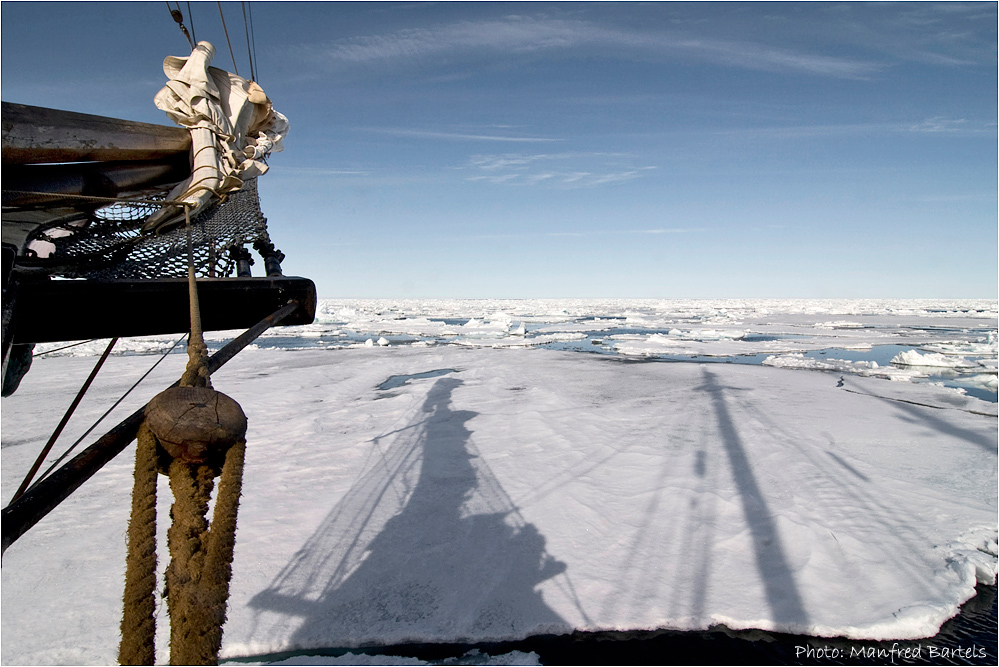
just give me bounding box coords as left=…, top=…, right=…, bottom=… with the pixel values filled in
left=13, top=276, right=317, bottom=344
left=2, top=244, right=19, bottom=376
left=2, top=102, right=191, bottom=165
left=2, top=157, right=191, bottom=207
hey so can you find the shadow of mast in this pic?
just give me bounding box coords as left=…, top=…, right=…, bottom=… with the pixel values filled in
left=696, top=368, right=810, bottom=627
left=250, top=377, right=568, bottom=647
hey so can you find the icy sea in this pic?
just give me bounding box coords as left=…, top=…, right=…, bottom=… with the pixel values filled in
left=2, top=298, right=997, bottom=665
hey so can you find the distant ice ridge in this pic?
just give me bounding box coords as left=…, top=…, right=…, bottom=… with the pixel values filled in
left=25, top=299, right=997, bottom=405
left=762, top=351, right=998, bottom=395
left=763, top=353, right=919, bottom=380
left=32, top=298, right=997, bottom=358
left=309, top=298, right=998, bottom=322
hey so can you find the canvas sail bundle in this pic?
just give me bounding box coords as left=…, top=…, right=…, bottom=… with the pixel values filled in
left=145, top=41, right=289, bottom=232
left=3, top=42, right=291, bottom=281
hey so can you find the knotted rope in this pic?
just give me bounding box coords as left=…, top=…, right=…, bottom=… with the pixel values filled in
left=119, top=205, right=247, bottom=665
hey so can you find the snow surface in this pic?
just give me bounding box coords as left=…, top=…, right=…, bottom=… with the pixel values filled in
left=2, top=299, right=996, bottom=665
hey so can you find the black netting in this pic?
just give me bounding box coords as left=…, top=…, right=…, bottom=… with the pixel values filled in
left=35, top=179, right=273, bottom=279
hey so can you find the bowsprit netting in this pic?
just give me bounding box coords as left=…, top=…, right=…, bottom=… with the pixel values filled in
left=38, top=178, right=280, bottom=280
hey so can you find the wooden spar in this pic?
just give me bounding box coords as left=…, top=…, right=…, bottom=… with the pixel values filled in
left=2, top=102, right=191, bottom=165
left=13, top=276, right=317, bottom=344
left=1, top=300, right=302, bottom=555
left=2, top=158, right=191, bottom=207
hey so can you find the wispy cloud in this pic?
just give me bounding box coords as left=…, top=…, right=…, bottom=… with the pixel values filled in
left=307, top=17, right=592, bottom=63
left=280, top=166, right=374, bottom=176
left=291, top=16, right=881, bottom=79
left=710, top=117, right=995, bottom=139
left=463, top=152, right=656, bottom=188
left=546, top=228, right=703, bottom=238
left=464, top=227, right=704, bottom=242
left=469, top=173, right=650, bottom=187
left=667, top=38, right=880, bottom=78
left=361, top=127, right=559, bottom=142
left=904, top=116, right=979, bottom=134
left=468, top=152, right=629, bottom=169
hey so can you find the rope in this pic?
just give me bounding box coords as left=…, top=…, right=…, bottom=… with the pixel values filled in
left=4, top=177, right=226, bottom=210
left=247, top=2, right=259, bottom=82
left=217, top=1, right=239, bottom=77
left=33, top=339, right=98, bottom=357
left=165, top=2, right=196, bottom=50
left=118, top=205, right=247, bottom=665
left=2, top=190, right=191, bottom=208
left=164, top=440, right=245, bottom=665
left=241, top=2, right=256, bottom=82
left=180, top=205, right=211, bottom=388
left=118, top=424, right=159, bottom=666
left=165, top=458, right=215, bottom=664
left=187, top=1, right=197, bottom=43
left=11, top=338, right=118, bottom=503
left=31, top=333, right=188, bottom=489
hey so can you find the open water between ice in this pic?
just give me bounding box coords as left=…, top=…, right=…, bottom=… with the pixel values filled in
left=201, top=332, right=996, bottom=404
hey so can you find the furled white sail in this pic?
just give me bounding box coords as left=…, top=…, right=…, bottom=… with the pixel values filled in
left=146, top=41, right=288, bottom=231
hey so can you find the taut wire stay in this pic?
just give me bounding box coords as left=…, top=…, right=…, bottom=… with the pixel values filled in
left=241, top=1, right=256, bottom=82
left=247, top=1, right=259, bottom=81
left=216, top=1, right=240, bottom=77
left=187, top=1, right=197, bottom=43
left=30, top=332, right=190, bottom=491
left=10, top=337, right=118, bottom=504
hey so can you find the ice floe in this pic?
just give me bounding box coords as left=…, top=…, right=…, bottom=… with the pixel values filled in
left=2, top=299, right=995, bottom=665
left=891, top=350, right=983, bottom=369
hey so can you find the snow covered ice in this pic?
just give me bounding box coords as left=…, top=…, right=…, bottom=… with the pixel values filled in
left=1, top=299, right=996, bottom=665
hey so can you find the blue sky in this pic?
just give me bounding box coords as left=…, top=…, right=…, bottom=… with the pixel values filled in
left=2, top=2, right=996, bottom=298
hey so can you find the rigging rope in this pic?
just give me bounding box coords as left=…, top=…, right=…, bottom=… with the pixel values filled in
left=31, top=333, right=189, bottom=490
left=120, top=205, right=247, bottom=665
left=10, top=338, right=118, bottom=504
left=247, top=2, right=259, bottom=82
left=241, top=1, right=256, bottom=82
left=216, top=1, right=240, bottom=77
left=187, top=1, right=197, bottom=43
left=2, top=190, right=194, bottom=208
left=165, top=2, right=195, bottom=50
left=33, top=339, right=99, bottom=357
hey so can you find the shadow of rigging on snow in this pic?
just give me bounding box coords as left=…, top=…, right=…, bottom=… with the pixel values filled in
left=694, top=368, right=810, bottom=628
left=249, top=376, right=568, bottom=647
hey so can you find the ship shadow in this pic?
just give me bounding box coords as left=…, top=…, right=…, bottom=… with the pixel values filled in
left=249, top=376, right=568, bottom=648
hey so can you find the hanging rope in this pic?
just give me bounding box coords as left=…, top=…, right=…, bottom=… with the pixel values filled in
left=119, top=423, right=159, bottom=666
left=119, top=205, right=248, bottom=665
